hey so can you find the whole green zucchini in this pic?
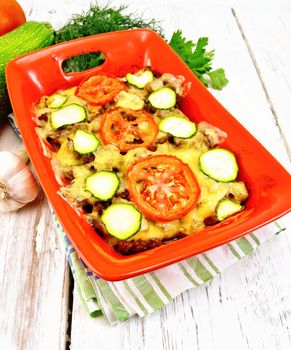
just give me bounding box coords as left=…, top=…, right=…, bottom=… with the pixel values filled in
left=0, top=21, right=55, bottom=123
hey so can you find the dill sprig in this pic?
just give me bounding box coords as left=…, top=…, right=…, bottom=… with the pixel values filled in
left=55, top=3, right=164, bottom=73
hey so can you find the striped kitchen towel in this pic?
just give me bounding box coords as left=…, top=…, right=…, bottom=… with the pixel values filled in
left=8, top=113, right=287, bottom=326
left=54, top=214, right=285, bottom=325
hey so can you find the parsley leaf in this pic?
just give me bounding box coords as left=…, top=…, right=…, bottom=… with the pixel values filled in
left=169, top=30, right=228, bottom=90
left=208, top=68, right=229, bottom=90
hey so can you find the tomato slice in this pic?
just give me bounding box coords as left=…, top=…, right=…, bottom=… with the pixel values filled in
left=75, top=75, right=126, bottom=106
left=99, top=107, right=158, bottom=152
left=127, top=155, right=200, bottom=222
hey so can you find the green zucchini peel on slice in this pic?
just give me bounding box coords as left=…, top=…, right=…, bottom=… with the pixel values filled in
left=216, top=198, right=243, bottom=221
left=46, top=94, right=67, bottom=108
left=159, top=116, right=197, bottom=138
left=73, top=130, right=100, bottom=154
left=50, top=103, right=86, bottom=129
left=126, top=70, right=154, bottom=89
left=101, top=203, right=142, bottom=240
left=199, top=148, right=239, bottom=182
left=148, top=87, right=176, bottom=109
left=85, top=171, right=119, bottom=201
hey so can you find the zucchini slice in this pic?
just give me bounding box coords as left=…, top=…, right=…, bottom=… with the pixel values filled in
left=50, top=104, right=87, bottom=129
left=148, top=87, right=176, bottom=109
left=73, top=130, right=100, bottom=154
left=101, top=203, right=142, bottom=240
left=46, top=94, right=67, bottom=108
left=159, top=116, right=197, bottom=138
left=85, top=171, right=119, bottom=201
left=216, top=198, right=243, bottom=221
left=126, top=70, right=154, bottom=89
left=199, top=148, right=239, bottom=182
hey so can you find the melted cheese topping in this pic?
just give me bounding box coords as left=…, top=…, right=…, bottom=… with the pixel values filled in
left=35, top=81, right=248, bottom=246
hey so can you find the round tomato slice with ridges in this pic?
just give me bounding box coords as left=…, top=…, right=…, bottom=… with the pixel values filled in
left=99, top=107, right=158, bottom=152
left=75, top=74, right=126, bottom=106
left=126, top=155, right=200, bottom=222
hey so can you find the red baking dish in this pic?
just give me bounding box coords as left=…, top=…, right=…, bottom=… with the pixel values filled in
left=6, top=29, right=291, bottom=281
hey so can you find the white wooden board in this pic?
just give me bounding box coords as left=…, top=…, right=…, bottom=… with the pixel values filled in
left=1, top=1, right=290, bottom=349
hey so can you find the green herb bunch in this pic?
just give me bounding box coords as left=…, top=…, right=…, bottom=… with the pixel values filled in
left=169, top=30, right=228, bottom=90
left=56, top=3, right=228, bottom=90
left=55, top=4, right=164, bottom=73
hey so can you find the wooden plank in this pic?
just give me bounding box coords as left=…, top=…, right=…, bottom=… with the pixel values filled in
left=0, top=122, right=70, bottom=350
left=233, top=6, right=291, bottom=155
left=68, top=1, right=291, bottom=349
left=18, top=0, right=92, bottom=30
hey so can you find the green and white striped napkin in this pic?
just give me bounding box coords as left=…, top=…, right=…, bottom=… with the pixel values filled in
left=53, top=214, right=285, bottom=326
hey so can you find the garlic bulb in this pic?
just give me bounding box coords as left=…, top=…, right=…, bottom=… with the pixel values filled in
left=0, top=151, right=39, bottom=213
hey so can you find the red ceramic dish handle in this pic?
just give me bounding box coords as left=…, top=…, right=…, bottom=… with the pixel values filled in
left=50, top=30, right=149, bottom=81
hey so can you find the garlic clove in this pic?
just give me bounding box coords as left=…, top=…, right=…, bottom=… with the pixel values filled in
left=7, top=166, right=39, bottom=202
left=0, top=150, right=39, bottom=213
left=0, top=196, right=27, bottom=213
left=0, top=151, right=26, bottom=182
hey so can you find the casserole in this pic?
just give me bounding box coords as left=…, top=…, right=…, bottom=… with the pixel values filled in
left=7, top=29, right=291, bottom=280
left=34, top=68, right=249, bottom=254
